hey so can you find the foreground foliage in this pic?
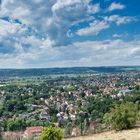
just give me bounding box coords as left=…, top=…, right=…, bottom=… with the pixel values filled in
left=39, top=127, right=63, bottom=140
left=104, top=102, right=139, bottom=130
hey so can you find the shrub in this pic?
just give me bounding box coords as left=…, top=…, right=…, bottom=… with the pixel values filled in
left=39, top=127, right=63, bottom=140
left=7, top=118, right=26, bottom=131
left=104, top=102, right=139, bottom=130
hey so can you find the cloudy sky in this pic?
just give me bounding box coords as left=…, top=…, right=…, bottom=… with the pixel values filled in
left=0, top=0, right=140, bottom=68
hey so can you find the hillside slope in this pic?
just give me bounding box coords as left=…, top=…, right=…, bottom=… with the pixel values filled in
left=65, top=127, right=140, bottom=140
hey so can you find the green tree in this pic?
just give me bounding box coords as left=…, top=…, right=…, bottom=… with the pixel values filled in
left=104, top=102, right=139, bottom=130
left=7, top=118, right=26, bottom=131
left=39, top=127, right=63, bottom=140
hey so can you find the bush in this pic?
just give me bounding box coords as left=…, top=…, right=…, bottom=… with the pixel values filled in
left=39, top=127, right=63, bottom=140
left=7, top=118, right=26, bottom=131
left=104, top=102, right=139, bottom=130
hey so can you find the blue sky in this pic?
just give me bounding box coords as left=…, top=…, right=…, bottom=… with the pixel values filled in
left=0, top=0, right=140, bottom=68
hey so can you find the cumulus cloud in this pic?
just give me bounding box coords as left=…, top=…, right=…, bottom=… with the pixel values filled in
left=0, top=0, right=98, bottom=46
left=52, top=0, right=89, bottom=13
left=104, top=15, right=136, bottom=25
left=107, top=2, right=125, bottom=12
left=76, top=20, right=109, bottom=36
left=0, top=0, right=135, bottom=45
left=88, top=3, right=100, bottom=14
left=0, top=39, right=140, bottom=68
left=45, top=39, right=140, bottom=67
left=76, top=15, right=136, bottom=36
left=0, top=19, right=22, bottom=37
left=0, top=18, right=28, bottom=54
left=0, top=0, right=138, bottom=68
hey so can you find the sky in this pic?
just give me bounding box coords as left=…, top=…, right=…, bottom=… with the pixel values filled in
left=0, top=0, right=140, bottom=68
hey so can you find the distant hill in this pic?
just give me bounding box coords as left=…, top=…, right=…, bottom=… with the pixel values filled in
left=0, top=66, right=140, bottom=77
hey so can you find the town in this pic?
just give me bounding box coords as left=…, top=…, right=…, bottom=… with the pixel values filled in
left=0, top=71, right=140, bottom=139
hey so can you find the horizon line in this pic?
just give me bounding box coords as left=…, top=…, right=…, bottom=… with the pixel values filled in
left=0, top=65, right=140, bottom=70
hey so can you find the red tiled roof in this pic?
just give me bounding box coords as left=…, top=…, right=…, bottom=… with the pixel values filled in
left=24, top=126, right=43, bottom=136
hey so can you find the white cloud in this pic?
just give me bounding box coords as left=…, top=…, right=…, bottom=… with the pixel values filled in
left=0, top=19, right=22, bottom=36
left=0, top=0, right=98, bottom=46
left=76, top=15, right=136, bottom=36
left=107, top=2, right=125, bottom=12
left=104, top=15, right=136, bottom=25
left=76, top=20, right=109, bottom=36
left=0, top=0, right=139, bottom=68
left=0, top=39, right=140, bottom=68
left=0, top=0, right=135, bottom=44
left=88, top=3, right=100, bottom=14
left=52, top=0, right=89, bottom=12
left=113, top=33, right=128, bottom=38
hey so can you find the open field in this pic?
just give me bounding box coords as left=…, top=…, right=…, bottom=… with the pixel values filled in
left=65, top=127, right=140, bottom=140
